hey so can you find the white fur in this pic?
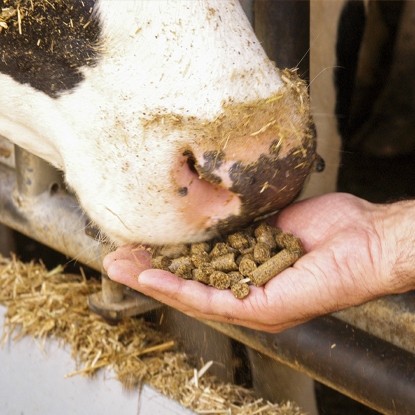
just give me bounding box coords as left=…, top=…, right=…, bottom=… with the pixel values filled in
left=0, top=0, right=284, bottom=245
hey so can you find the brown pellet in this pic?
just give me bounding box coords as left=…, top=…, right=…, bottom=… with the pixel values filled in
left=211, top=253, right=238, bottom=272
left=192, top=268, right=211, bottom=284
left=253, top=242, right=271, bottom=264
left=209, top=271, right=231, bottom=289
left=190, top=242, right=211, bottom=255
left=210, top=242, right=234, bottom=257
left=227, top=232, right=250, bottom=250
left=199, top=262, right=215, bottom=273
left=239, top=246, right=254, bottom=255
left=192, top=262, right=214, bottom=283
left=168, top=256, right=192, bottom=273
left=151, top=255, right=171, bottom=270
left=175, top=264, right=193, bottom=280
left=228, top=271, right=243, bottom=285
left=236, top=252, right=254, bottom=266
left=231, top=282, right=250, bottom=299
left=238, top=255, right=257, bottom=277
left=160, top=244, right=189, bottom=259
left=250, top=249, right=301, bottom=286
left=149, top=221, right=305, bottom=299
left=254, top=222, right=277, bottom=249
left=275, top=232, right=304, bottom=254
left=239, top=235, right=256, bottom=255
left=191, top=251, right=210, bottom=267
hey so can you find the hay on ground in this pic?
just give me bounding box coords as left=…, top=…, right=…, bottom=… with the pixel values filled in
left=0, top=254, right=304, bottom=415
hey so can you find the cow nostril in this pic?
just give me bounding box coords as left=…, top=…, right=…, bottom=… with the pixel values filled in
left=185, top=153, right=198, bottom=175
left=313, top=154, right=325, bottom=173
left=182, top=149, right=224, bottom=187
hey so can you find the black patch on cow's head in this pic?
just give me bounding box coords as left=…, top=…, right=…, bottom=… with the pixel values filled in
left=0, top=0, right=101, bottom=98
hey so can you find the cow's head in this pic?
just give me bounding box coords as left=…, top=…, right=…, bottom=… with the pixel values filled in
left=0, top=0, right=319, bottom=245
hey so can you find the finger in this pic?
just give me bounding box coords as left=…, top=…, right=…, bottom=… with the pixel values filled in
left=111, top=267, right=266, bottom=324
left=106, top=255, right=317, bottom=331
left=102, top=245, right=135, bottom=269
left=103, top=248, right=261, bottom=326
left=105, top=253, right=151, bottom=283
left=137, top=270, right=310, bottom=331
left=133, top=268, right=246, bottom=316
left=137, top=269, right=308, bottom=327
left=103, top=246, right=151, bottom=272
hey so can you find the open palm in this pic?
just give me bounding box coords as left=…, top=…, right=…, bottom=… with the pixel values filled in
left=104, top=193, right=412, bottom=332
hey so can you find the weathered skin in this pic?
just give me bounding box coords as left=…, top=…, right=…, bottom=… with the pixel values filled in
left=0, top=0, right=318, bottom=245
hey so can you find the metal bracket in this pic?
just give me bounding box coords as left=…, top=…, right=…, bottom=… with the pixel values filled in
left=88, top=278, right=162, bottom=321
left=85, top=224, right=162, bottom=321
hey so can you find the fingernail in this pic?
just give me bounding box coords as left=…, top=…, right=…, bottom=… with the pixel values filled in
left=137, top=270, right=151, bottom=285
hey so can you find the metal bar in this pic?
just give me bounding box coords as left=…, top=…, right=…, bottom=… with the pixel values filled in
left=254, top=0, right=310, bottom=81
left=335, top=292, right=415, bottom=356
left=14, top=146, right=63, bottom=198
left=206, top=316, right=415, bottom=415
left=0, top=162, right=102, bottom=271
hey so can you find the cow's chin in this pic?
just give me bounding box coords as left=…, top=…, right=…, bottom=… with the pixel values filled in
left=99, top=220, right=222, bottom=248
left=98, top=202, right=244, bottom=248
left=81, top=204, right=244, bottom=248
left=90, top=189, right=243, bottom=247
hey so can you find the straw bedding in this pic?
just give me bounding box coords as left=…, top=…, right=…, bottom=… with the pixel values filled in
left=0, top=254, right=304, bottom=415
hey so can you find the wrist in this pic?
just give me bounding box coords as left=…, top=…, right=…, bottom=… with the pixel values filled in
left=375, top=200, right=415, bottom=293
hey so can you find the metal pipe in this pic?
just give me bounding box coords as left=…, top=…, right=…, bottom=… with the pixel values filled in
left=0, top=163, right=102, bottom=271
left=254, top=0, right=310, bottom=81
left=14, top=147, right=63, bottom=198
left=207, top=316, right=415, bottom=415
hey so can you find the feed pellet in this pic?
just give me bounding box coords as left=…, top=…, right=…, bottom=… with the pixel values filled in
left=151, top=222, right=304, bottom=299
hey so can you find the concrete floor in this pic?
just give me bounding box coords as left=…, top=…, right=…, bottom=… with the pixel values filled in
left=0, top=306, right=195, bottom=415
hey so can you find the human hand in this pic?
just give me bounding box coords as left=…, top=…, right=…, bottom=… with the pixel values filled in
left=103, top=193, right=415, bottom=332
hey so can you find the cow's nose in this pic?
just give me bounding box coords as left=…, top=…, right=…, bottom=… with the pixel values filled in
left=173, top=138, right=316, bottom=234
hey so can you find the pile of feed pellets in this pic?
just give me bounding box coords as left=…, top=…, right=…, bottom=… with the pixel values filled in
left=151, top=222, right=304, bottom=299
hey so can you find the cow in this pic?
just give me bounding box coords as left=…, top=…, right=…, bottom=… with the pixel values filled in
left=0, top=0, right=321, bottom=247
